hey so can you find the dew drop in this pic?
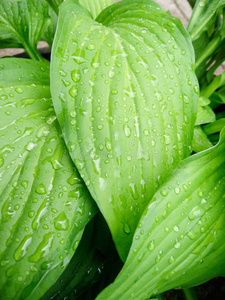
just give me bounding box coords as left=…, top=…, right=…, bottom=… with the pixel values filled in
left=71, top=69, right=81, bottom=82
left=123, top=124, right=131, bottom=137
left=36, top=184, right=47, bottom=195
left=28, top=232, right=54, bottom=263
left=54, top=212, right=69, bottom=231
left=188, top=206, right=205, bottom=220
left=148, top=240, right=155, bottom=250
left=123, top=223, right=131, bottom=234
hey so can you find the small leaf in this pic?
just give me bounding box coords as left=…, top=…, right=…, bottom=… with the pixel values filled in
left=51, top=0, right=199, bottom=260
left=96, top=128, right=225, bottom=300
left=0, top=58, right=97, bottom=300
left=192, top=126, right=213, bottom=152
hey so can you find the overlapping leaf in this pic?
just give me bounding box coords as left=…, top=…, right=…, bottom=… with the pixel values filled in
left=51, top=0, right=199, bottom=260
left=0, top=58, right=97, bottom=300
left=97, top=128, right=225, bottom=300
left=0, top=0, right=51, bottom=59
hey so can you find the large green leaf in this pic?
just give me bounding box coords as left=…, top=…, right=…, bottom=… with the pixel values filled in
left=0, top=0, right=51, bottom=60
left=96, top=128, right=225, bottom=300
left=51, top=0, right=199, bottom=260
left=0, top=58, right=97, bottom=300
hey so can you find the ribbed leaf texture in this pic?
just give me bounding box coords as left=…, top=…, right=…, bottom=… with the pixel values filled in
left=97, top=128, right=225, bottom=300
left=51, top=0, right=199, bottom=260
left=0, top=58, right=97, bottom=300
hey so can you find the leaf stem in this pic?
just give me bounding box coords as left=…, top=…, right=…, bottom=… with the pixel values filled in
left=201, top=71, right=225, bottom=98
left=195, top=34, right=221, bottom=70
left=187, top=0, right=208, bottom=37
left=23, top=41, right=44, bottom=61
left=182, top=288, right=198, bottom=300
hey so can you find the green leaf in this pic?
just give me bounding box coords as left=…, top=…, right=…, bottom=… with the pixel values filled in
left=0, top=0, right=51, bottom=60
left=195, top=102, right=215, bottom=125
left=96, top=128, right=225, bottom=300
left=203, top=118, right=225, bottom=135
left=51, top=0, right=199, bottom=261
left=0, top=58, right=97, bottom=300
left=80, top=0, right=115, bottom=19
left=192, top=126, right=213, bottom=152
left=46, top=0, right=63, bottom=14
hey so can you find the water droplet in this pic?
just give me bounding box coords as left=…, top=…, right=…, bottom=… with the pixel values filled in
left=36, top=184, right=47, bottom=195
left=168, top=256, right=175, bottom=263
left=188, top=206, right=205, bottom=220
left=86, top=43, right=96, bottom=50
left=71, top=69, right=81, bottom=82
left=160, top=189, right=168, bottom=197
left=148, top=241, right=155, bottom=250
left=124, top=124, right=131, bottom=137
left=123, top=223, right=131, bottom=234
left=174, top=187, right=180, bottom=194
left=14, top=235, right=32, bottom=261
left=111, top=89, right=118, bottom=95
left=28, top=232, right=54, bottom=263
left=174, top=239, right=180, bottom=249
left=69, top=86, right=77, bottom=98
left=183, top=94, right=190, bottom=104
left=143, top=129, right=149, bottom=136
left=54, top=212, right=69, bottom=231
left=174, top=225, right=180, bottom=232
left=15, top=87, right=23, bottom=94
left=187, top=229, right=196, bottom=240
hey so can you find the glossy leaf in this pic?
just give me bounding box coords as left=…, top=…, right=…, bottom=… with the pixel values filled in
left=0, top=0, right=51, bottom=60
left=97, top=128, right=225, bottom=300
left=0, top=58, right=97, bottom=300
left=51, top=0, right=199, bottom=260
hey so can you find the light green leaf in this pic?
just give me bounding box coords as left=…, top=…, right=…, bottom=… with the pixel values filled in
left=80, top=0, right=115, bottom=19
left=96, top=128, right=225, bottom=300
left=0, top=58, right=97, bottom=300
left=195, top=102, right=215, bottom=125
left=51, top=0, right=199, bottom=261
left=0, top=0, right=51, bottom=60
left=192, top=126, right=213, bottom=152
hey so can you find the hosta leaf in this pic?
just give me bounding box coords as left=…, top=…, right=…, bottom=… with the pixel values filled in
left=51, top=0, right=199, bottom=260
left=96, top=128, right=225, bottom=300
left=0, top=58, right=97, bottom=300
left=0, top=0, right=51, bottom=60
